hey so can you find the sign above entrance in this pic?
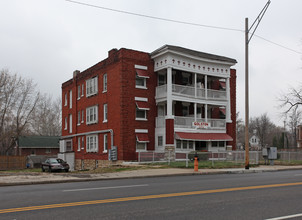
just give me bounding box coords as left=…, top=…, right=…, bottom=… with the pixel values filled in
left=192, top=122, right=210, bottom=129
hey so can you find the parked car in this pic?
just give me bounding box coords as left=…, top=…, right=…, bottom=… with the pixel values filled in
left=41, top=158, right=69, bottom=172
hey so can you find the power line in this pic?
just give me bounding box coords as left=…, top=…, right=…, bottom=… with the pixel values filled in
left=65, top=0, right=302, bottom=55
left=65, top=0, right=243, bottom=33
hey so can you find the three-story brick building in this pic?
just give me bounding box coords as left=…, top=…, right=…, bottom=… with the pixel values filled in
left=61, top=45, right=237, bottom=170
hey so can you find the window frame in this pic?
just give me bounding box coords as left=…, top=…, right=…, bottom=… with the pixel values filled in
left=86, top=135, right=98, bottom=153
left=103, top=134, right=108, bottom=153
left=103, top=103, right=108, bottom=123
left=86, top=105, right=98, bottom=125
left=135, top=76, right=146, bottom=89
left=136, top=142, right=147, bottom=152
left=103, top=73, right=107, bottom=92
left=86, top=76, right=98, bottom=97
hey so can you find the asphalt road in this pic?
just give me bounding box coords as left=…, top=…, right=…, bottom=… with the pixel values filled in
left=1, top=170, right=302, bottom=220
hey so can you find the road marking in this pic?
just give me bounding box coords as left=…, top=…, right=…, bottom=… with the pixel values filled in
left=1, top=182, right=302, bottom=214
left=63, top=184, right=149, bottom=192
left=265, top=213, right=302, bottom=220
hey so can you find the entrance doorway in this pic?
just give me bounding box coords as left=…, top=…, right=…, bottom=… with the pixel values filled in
left=195, top=141, right=207, bottom=151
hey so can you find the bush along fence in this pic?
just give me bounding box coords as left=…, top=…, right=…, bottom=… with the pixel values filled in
left=137, top=151, right=302, bottom=167
left=0, top=156, right=27, bottom=170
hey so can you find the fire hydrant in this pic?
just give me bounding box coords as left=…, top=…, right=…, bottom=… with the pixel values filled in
left=194, top=156, right=198, bottom=172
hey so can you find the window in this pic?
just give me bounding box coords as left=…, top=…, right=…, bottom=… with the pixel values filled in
left=45, top=149, right=51, bottom=154
left=64, top=117, right=67, bottom=130
left=176, top=140, right=181, bottom=149
left=81, top=84, right=84, bottom=97
left=158, top=74, right=166, bottom=86
left=64, top=93, right=67, bottom=106
left=77, top=137, right=81, bottom=151
left=86, top=105, right=98, bottom=124
left=136, top=142, right=146, bottom=151
left=158, top=136, right=163, bottom=147
left=103, top=104, right=108, bottom=122
left=69, top=90, right=72, bottom=109
left=104, top=134, right=108, bottom=152
left=81, top=110, right=84, bottom=123
left=86, top=77, right=98, bottom=97
left=136, top=76, right=146, bottom=88
left=103, top=73, right=107, bottom=92
left=77, top=85, right=81, bottom=100
left=86, top=135, right=98, bottom=152
left=69, top=114, right=72, bottom=133
left=212, top=141, right=225, bottom=148
left=66, top=140, right=72, bottom=152
left=176, top=140, right=194, bottom=150
left=77, top=111, right=81, bottom=125
left=183, top=140, right=188, bottom=150
left=189, top=141, right=194, bottom=149
left=136, top=108, right=146, bottom=120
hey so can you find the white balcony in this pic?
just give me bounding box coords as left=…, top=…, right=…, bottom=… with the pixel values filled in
left=156, top=116, right=226, bottom=130
left=156, top=84, right=226, bottom=101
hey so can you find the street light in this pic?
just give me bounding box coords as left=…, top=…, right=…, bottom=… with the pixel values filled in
left=245, top=0, right=271, bottom=169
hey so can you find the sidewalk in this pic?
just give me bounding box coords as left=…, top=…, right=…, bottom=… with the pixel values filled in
left=1, top=165, right=302, bottom=187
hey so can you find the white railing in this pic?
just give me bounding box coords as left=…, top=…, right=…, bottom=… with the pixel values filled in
left=174, top=116, right=225, bottom=129
left=156, top=84, right=226, bottom=100
left=173, top=84, right=195, bottom=97
left=156, top=85, right=167, bottom=98
left=207, top=89, right=226, bottom=100
left=156, top=116, right=226, bottom=129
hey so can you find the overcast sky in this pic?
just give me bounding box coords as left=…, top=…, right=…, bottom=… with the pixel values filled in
left=1, top=0, right=301, bottom=126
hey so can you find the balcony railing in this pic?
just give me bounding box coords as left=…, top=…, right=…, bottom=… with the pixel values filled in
left=156, top=84, right=226, bottom=100
left=156, top=116, right=226, bottom=130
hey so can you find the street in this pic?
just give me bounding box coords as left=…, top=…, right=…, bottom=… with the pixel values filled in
left=1, top=170, right=302, bottom=219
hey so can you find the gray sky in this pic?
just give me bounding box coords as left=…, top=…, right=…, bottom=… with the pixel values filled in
left=1, top=0, right=301, bottom=126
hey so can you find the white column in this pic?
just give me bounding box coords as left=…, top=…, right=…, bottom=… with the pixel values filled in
left=166, top=67, right=173, bottom=118
left=205, top=104, right=208, bottom=122
left=205, top=75, right=208, bottom=99
left=226, top=77, right=231, bottom=122
left=194, top=103, right=197, bottom=122
left=194, top=73, right=197, bottom=98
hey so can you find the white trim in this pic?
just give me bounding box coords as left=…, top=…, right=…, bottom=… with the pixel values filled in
left=135, top=85, right=147, bottom=89
left=134, top=64, right=148, bottom=70
left=135, top=97, right=148, bottom=102
left=135, top=129, right=148, bottom=133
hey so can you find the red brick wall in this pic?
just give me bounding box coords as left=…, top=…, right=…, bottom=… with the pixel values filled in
left=62, top=48, right=155, bottom=161
left=165, top=119, right=175, bottom=145
left=227, top=69, right=237, bottom=150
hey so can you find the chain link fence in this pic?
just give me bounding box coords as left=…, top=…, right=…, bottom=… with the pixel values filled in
left=137, top=151, right=302, bottom=167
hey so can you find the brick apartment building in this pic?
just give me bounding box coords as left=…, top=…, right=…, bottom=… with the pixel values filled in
left=61, top=45, right=237, bottom=170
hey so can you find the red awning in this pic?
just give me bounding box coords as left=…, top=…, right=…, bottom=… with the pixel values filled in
left=136, top=133, right=149, bottom=143
left=219, top=81, right=226, bottom=89
left=136, top=101, right=150, bottom=110
left=136, top=69, right=149, bottom=78
left=175, top=132, right=233, bottom=141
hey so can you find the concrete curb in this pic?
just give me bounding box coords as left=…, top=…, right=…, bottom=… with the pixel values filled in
left=1, top=167, right=302, bottom=187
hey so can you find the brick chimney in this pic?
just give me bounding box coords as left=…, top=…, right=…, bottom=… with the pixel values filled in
left=73, top=70, right=80, bottom=78
left=108, top=48, right=118, bottom=57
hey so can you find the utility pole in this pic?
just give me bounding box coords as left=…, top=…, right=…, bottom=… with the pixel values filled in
left=245, top=0, right=271, bottom=170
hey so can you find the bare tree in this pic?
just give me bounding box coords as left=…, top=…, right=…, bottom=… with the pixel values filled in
left=249, top=113, right=275, bottom=148
left=279, top=85, right=302, bottom=113
left=0, top=69, right=40, bottom=155
left=286, top=106, right=302, bottom=147
left=30, top=94, right=62, bottom=136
